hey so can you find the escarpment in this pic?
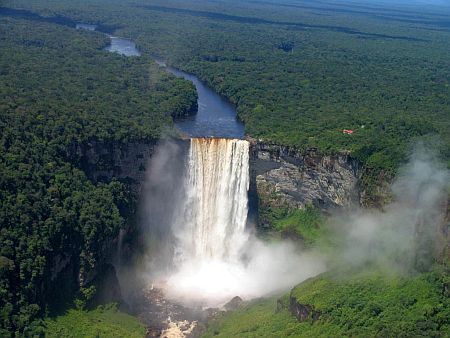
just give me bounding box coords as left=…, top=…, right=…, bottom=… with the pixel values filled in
left=69, top=139, right=158, bottom=193
left=249, top=141, right=361, bottom=228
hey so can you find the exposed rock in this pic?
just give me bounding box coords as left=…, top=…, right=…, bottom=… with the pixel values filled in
left=56, top=139, right=163, bottom=308
left=130, top=285, right=204, bottom=337
left=146, top=326, right=162, bottom=338
left=249, top=142, right=360, bottom=227
left=358, top=167, right=393, bottom=208
left=50, top=254, right=71, bottom=281
left=160, top=319, right=198, bottom=338
left=70, top=139, right=157, bottom=193
left=289, top=296, right=320, bottom=322
left=90, top=263, right=123, bottom=305
left=224, top=296, right=244, bottom=311
left=280, top=227, right=303, bottom=242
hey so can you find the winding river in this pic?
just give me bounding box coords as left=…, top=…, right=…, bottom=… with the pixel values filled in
left=156, top=61, right=245, bottom=139
left=76, top=23, right=244, bottom=139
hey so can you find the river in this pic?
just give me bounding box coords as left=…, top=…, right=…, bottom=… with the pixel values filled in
left=155, top=61, right=244, bottom=139
left=92, top=25, right=248, bottom=336
left=76, top=23, right=244, bottom=139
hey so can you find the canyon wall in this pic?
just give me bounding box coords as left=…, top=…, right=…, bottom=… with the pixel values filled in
left=72, top=139, right=158, bottom=193
left=59, top=138, right=160, bottom=301
left=73, top=137, right=365, bottom=226
left=249, top=140, right=361, bottom=228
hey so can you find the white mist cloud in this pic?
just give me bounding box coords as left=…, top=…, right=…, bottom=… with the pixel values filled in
left=141, top=139, right=326, bottom=308
left=135, top=140, right=448, bottom=310
left=331, top=144, right=449, bottom=272
left=163, top=238, right=325, bottom=308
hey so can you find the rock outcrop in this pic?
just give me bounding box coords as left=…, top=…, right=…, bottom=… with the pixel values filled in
left=289, top=296, right=320, bottom=322
left=63, top=139, right=159, bottom=306
left=249, top=141, right=361, bottom=227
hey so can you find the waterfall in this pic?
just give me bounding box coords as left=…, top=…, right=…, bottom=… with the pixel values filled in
left=152, top=137, right=324, bottom=307
left=174, top=138, right=250, bottom=265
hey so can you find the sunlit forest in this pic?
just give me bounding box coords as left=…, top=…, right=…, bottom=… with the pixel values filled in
left=0, top=0, right=449, bottom=336
left=0, top=14, right=196, bottom=336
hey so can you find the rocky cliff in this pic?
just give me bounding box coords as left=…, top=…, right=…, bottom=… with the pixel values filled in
left=73, top=137, right=363, bottom=214
left=71, top=139, right=158, bottom=194
left=61, top=138, right=160, bottom=304
left=249, top=141, right=361, bottom=227
left=288, top=296, right=320, bottom=322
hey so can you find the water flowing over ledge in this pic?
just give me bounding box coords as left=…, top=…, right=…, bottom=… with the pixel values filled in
left=175, top=138, right=250, bottom=261
left=142, top=138, right=325, bottom=308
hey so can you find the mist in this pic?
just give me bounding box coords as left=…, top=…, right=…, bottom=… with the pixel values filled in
left=328, top=143, right=449, bottom=274
left=131, top=140, right=448, bottom=311
left=138, top=138, right=188, bottom=275
left=137, top=138, right=325, bottom=308
left=163, top=237, right=325, bottom=307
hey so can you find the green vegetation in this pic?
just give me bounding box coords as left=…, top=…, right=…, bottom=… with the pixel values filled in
left=203, top=297, right=304, bottom=338
left=6, top=0, right=449, bottom=190
left=262, top=206, right=325, bottom=245
left=203, top=267, right=450, bottom=337
left=0, top=16, right=196, bottom=336
left=1, top=0, right=449, bottom=336
left=45, top=303, right=146, bottom=338
left=274, top=207, right=321, bottom=239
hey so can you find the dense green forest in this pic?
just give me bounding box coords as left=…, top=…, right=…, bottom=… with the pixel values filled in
left=3, top=0, right=449, bottom=177
left=1, top=0, right=449, bottom=336
left=3, top=0, right=448, bottom=211
left=0, top=16, right=196, bottom=336
left=44, top=303, right=145, bottom=338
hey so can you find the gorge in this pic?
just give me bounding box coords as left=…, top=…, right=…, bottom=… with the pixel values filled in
left=91, top=28, right=329, bottom=331
left=88, top=27, right=448, bottom=337
left=142, top=138, right=324, bottom=308
left=1, top=4, right=449, bottom=337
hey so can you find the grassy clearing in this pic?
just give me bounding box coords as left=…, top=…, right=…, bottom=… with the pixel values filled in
left=273, top=206, right=324, bottom=245
left=44, top=304, right=145, bottom=338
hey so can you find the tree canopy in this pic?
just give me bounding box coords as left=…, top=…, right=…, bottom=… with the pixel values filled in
left=0, top=16, right=196, bottom=336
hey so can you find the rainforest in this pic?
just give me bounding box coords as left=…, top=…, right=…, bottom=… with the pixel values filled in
left=0, top=0, right=449, bottom=337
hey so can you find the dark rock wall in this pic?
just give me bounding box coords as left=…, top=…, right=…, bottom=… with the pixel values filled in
left=73, top=138, right=363, bottom=219
left=72, top=139, right=158, bottom=194
left=289, top=296, right=320, bottom=322
left=63, top=138, right=159, bottom=303
left=249, top=141, right=361, bottom=225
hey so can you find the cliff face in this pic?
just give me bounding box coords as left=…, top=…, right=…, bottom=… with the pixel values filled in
left=249, top=142, right=361, bottom=227
left=288, top=296, right=320, bottom=322
left=72, top=139, right=158, bottom=193
left=71, top=138, right=399, bottom=244
left=60, top=139, right=159, bottom=302
left=73, top=138, right=363, bottom=222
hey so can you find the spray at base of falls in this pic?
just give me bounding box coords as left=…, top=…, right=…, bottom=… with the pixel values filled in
left=146, top=138, right=325, bottom=308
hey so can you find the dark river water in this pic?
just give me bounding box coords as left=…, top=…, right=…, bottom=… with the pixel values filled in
left=132, top=52, right=244, bottom=138
left=77, top=23, right=244, bottom=139
left=156, top=61, right=244, bottom=139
